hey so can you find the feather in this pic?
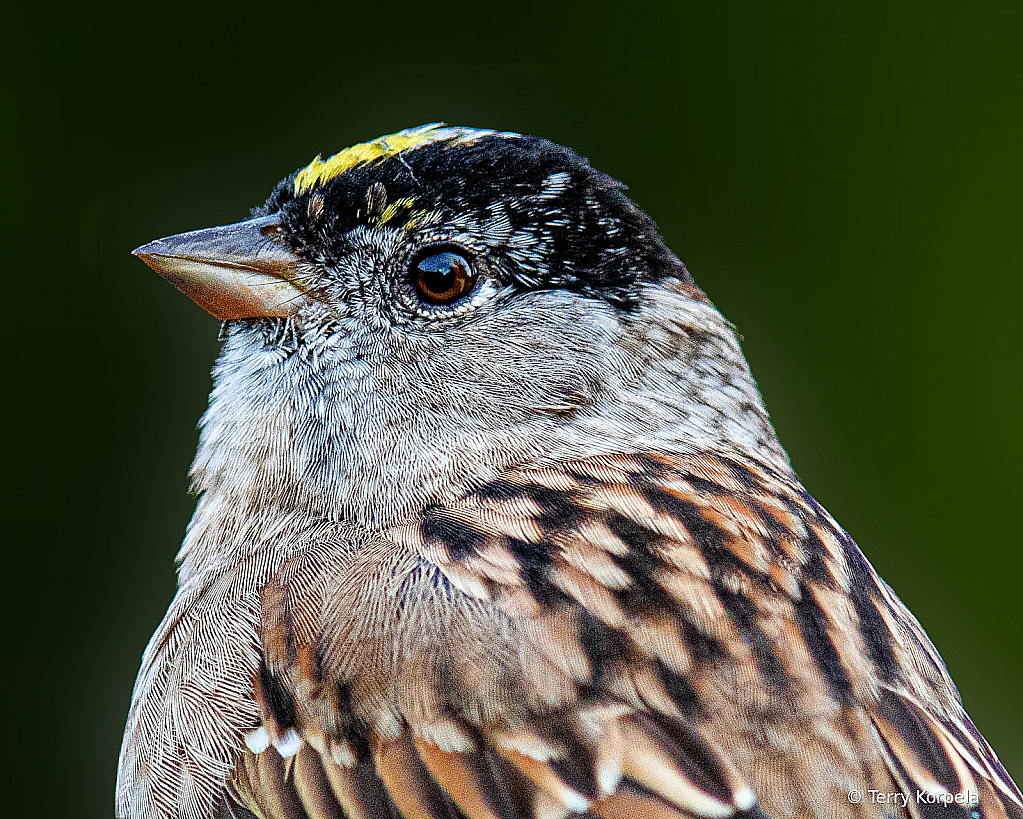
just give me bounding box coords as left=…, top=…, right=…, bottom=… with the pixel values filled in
left=372, top=730, right=460, bottom=819
left=292, top=745, right=347, bottom=819
left=872, top=687, right=1023, bottom=819
left=252, top=749, right=307, bottom=819
left=318, top=757, right=400, bottom=819
left=618, top=713, right=754, bottom=817
left=412, top=738, right=520, bottom=819
left=589, top=783, right=700, bottom=819
left=215, top=451, right=1021, bottom=819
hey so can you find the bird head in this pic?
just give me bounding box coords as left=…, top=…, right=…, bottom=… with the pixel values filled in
left=135, top=125, right=788, bottom=534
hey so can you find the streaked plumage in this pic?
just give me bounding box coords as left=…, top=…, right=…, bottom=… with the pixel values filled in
left=118, top=125, right=1021, bottom=819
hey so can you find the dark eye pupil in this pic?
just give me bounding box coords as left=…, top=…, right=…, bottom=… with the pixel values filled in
left=412, top=250, right=475, bottom=305
left=421, top=254, right=460, bottom=289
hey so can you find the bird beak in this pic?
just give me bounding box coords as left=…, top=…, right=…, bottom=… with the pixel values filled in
left=132, top=215, right=308, bottom=320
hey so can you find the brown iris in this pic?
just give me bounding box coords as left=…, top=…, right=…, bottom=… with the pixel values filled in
left=410, top=248, right=477, bottom=305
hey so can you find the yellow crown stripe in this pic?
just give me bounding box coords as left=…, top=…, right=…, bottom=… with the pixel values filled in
left=368, top=197, right=417, bottom=227
left=293, top=124, right=511, bottom=196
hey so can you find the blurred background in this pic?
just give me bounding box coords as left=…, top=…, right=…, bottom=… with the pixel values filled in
left=3, top=2, right=1021, bottom=816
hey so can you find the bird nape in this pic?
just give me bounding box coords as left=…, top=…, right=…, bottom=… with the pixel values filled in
left=120, top=124, right=1022, bottom=819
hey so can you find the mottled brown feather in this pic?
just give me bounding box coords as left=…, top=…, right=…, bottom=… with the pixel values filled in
left=225, top=451, right=1020, bottom=819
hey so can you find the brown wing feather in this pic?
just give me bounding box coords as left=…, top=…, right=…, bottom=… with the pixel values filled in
left=235, top=450, right=1020, bottom=819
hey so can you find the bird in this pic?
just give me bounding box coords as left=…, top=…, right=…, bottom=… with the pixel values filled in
left=119, top=124, right=1021, bottom=819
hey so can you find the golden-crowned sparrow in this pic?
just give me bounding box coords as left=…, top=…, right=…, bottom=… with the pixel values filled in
left=120, top=125, right=1022, bottom=819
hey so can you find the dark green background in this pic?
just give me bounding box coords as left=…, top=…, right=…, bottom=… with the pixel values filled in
left=3, top=3, right=1020, bottom=816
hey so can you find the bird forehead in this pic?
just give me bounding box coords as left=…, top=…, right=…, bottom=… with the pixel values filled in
left=292, top=124, right=518, bottom=196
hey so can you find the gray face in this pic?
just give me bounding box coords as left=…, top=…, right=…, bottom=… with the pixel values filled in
left=137, top=126, right=788, bottom=553
left=193, top=290, right=782, bottom=539
left=197, top=277, right=639, bottom=528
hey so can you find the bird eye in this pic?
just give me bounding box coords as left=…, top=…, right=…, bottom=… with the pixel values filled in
left=410, top=249, right=478, bottom=306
